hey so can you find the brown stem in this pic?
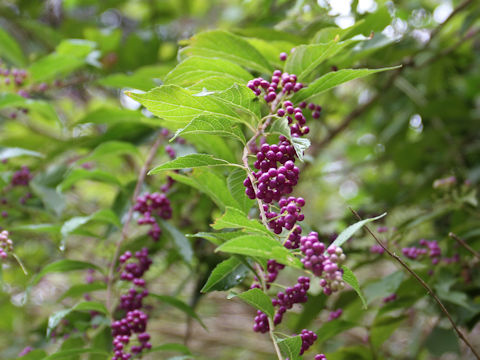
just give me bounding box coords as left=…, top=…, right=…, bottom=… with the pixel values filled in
left=350, top=208, right=480, bottom=359
left=105, top=134, right=163, bottom=314
left=449, top=232, right=480, bottom=260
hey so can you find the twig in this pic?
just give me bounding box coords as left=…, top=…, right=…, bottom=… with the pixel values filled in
left=449, top=232, right=480, bottom=260
left=350, top=208, right=480, bottom=359
left=105, top=134, right=163, bottom=314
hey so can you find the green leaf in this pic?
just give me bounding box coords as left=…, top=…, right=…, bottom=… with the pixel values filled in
left=180, top=30, right=272, bottom=73
left=77, top=108, right=147, bottom=125
left=342, top=266, right=367, bottom=309
left=425, top=326, right=460, bottom=357
left=216, top=234, right=302, bottom=269
left=29, top=39, right=96, bottom=82
left=201, top=257, right=250, bottom=292
left=30, top=181, right=66, bottom=217
left=158, top=219, right=193, bottom=263
left=16, top=349, right=47, bottom=359
left=292, top=67, right=401, bottom=103
left=330, top=212, right=386, bottom=249
left=370, top=315, right=406, bottom=348
left=128, top=85, right=253, bottom=129
left=227, top=169, right=255, bottom=214
left=0, top=26, right=26, bottom=66
left=61, top=209, right=121, bottom=247
left=285, top=39, right=358, bottom=81
left=59, top=282, right=107, bottom=301
left=149, top=154, right=237, bottom=174
left=316, top=320, right=358, bottom=343
left=0, top=147, right=44, bottom=160
left=341, top=6, right=392, bottom=40
left=269, top=118, right=310, bottom=161
left=149, top=294, right=206, bottom=329
left=277, top=336, right=302, bottom=360
left=10, top=223, right=60, bottom=234
left=47, top=301, right=107, bottom=337
left=58, top=169, right=122, bottom=191
left=164, top=56, right=252, bottom=89
left=43, top=349, right=109, bottom=360
left=32, top=260, right=102, bottom=285
left=212, top=207, right=272, bottom=237
left=214, top=84, right=261, bottom=122
left=188, top=231, right=244, bottom=246
left=364, top=271, right=404, bottom=305
left=172, top=115, right=246, bottom=144
left=229, top=288, right=274, bottom=318
left=81, top=141, right=140, bottom=163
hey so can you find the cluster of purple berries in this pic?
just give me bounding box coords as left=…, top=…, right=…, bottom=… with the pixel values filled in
left=300, top=329, right=317, bottom=355
left=328, top=308, right=343, bottom=321
left=0, top=66, right=28, bottom=87
left=250, top=260, right=285, bottom=290
left=272, top=276, right=310, bottom=326
left=133, top=192, right=172, bottom=241
left=300, top=232, right=346, bottom=295
left=11, top=166, right=31, bottom=186
left=247, top=70, right=304, bottom=102
left=264, top=196, right=305, bottom=235
left=0, top=230, right=13, bottom=260
left=402, top=239, right=441, bottom=264
left=112, top=248, right=153, bottom=359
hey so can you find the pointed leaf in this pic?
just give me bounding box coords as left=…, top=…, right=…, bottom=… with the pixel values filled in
left=159, top=219, right=193, bottom=263
left=277, top=336, right=302, bottom=360
left=330, top=212, right=386, bottom=249
left=212, top=207, right=272, bottom=237
left=201, top=257, right=250, bottom=292
left=229, top=288, right=274, bottom=318
left=227, top=169, right=255, bottom=214
left=149, top=154, right=237, bottom=174
left=292, top=67, right=401, bottom=103
left=342, top=266, right=367, bottom=309
left=32, top=260, right=102, bottom=285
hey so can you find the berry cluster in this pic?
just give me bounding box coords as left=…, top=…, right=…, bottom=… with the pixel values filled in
left=272, top=276, right=310, bottom=326
left=300, top=329, right=317, bottom=355
left=247, top=70, right=304, bottom=102
left=328, top=308, right=343, bottom=321
left=11, top=166, right=31, bottom=186
left=112, top=248, right=153, bottom=360
left=0, top=230, right=13, bottom=260
left=300, top=232, right=346, bottom=295
left=264, top=196, right=305, bottom=235
left=402, top=239, right=441, bottom=264
left=315, top=355, right=327, bottom=360
left=133, top=192, right=172, bottom=241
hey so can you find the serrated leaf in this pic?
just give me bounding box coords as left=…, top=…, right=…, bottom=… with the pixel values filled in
left=164, top=56, right=252, bottom=89
left=212, top=207, right=272, bottom=237
left=292, top=67, right=401, bottom=103
left=227, top=169, right=255, bottom=213
left=285, top=39, right=358, bottom=81
left=229, top=288, right=274, bottom=318
left=149, top=154, right=237, bottom=174
left=330, top=212, right=386, bottom=249
left=58, top=169, right=122, bottom=191
left=214, top=84, right=261, bottom=123
left=180, top=30, right=272, bottom=73
left=158, top=219, right=193, bottom=263
left=277, top=336, right=302, bottom=360
left=216, top=234, right=302, bottom=269
left=0, top=147, right=44, bottom=160
left=0, top=26, right=26, bottom=66
left=128, top=85, right=254, bottom=129
left=188, top=231, right=244, bottom=246
left=342, top=266, right=367, bottom=309
left=149, top=294, right=206, bottom=329
left=172, top=115, right=246, bottom=144
left=32, top=260, right=102, bottom=285
left=201, top=257, right=250, bottom=292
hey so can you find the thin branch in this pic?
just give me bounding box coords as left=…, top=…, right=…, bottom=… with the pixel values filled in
left=106, top=134, right=163, bottom=314
left=449, top=232, right=480, bottom=260
left=350, top=208, right=480, bottom=360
